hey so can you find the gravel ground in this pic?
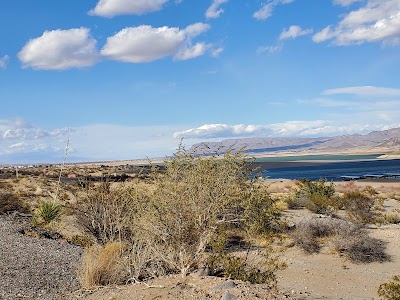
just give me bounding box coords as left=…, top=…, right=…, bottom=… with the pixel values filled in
left=0, top=215, right=83, bottom=300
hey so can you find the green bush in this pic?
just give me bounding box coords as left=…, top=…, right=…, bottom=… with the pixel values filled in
left=378, top=275, right=400, bottom=300
left=291, top=178, right=336, bottom=215
left=35, top=200, right=62, bottom=224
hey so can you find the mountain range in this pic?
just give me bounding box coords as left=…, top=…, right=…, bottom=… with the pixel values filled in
left=191, top=128, right=400, bottom=155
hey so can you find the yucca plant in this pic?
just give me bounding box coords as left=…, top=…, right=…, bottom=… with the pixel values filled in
left=35, top=200, right=63, bottom=224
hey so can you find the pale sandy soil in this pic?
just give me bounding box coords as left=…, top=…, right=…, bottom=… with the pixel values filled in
left=276, top=223, right=400, bottom=300
left=276, top=198, right=400, bottom=300
left=74, top=276, right=290, bottom=300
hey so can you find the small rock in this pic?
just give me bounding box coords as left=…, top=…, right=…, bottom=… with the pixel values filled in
left=191, top=266, right=210, bottom=278
left=211, top=281, right=236, bottom=291
left=221, top=292, right=238, bottom=300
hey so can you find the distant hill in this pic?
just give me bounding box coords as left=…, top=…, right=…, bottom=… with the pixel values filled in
left=190, top=127, right=400, bottom=155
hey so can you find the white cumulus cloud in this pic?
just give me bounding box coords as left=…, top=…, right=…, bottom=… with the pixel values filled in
left=173, top=121, right=329, bottom=139
left=313, top=0, right=400, bottom=45
left=206, top=0, right=228, bottom=19
left=101, top=23, right=211, bottom=63
left=253, top=0, right=294, bottom=21
left=279, top=25, right=313, bottom=40
left=174, top=120, right=400, bottom=140
left=175, top=43, right=211, bottom=60
left=18, top=28, right=99, bottom=70
left=0, top=55, right=9, bottom=70
left=0, top=118, right=69, bottom=141
left=89, top=0, right=168, bottom=17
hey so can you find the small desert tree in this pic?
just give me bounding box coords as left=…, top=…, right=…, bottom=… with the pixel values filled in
left=76, top=145, right=280, bottom=282
left=146, top=145, right=278, bottom=276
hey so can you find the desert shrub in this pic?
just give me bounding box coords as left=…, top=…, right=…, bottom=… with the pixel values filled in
left=79, top=242, right=127, bottom=288
left=144, top=146, right=280, bottom=276
left=341, top=191, right=377, bottom=223
left=76, top=146, right=280, bottom=281
left=292, top=217, right=389, bottom=263
left=363, top=185, right=378, bottom=196
left=75, top=182, right=149, bottom=244
left=332, top=226, right=389, bottom=263
left=378, top=275, right=400, bottom=300
left=375, top=213, right=400, bottom=225
left=241, top=185, right=282, bottom=235
left=273, top=198, right=289, bottom=211
left=0, top=191, right=29, bottom=214
left=284, top=194, right=306, bottom=209
left=34, top=200, right=62, bottom=224
left=291, top=178, right=336, bottom=215
left=384, top=213, right=400, bottom=224
left=291, top=218, right=340, bottom=254
left=125, top=238, right=168, bottom=282
left=207, top=251, right=275, bottom=284
left=291, top=229, right=320, bottom=254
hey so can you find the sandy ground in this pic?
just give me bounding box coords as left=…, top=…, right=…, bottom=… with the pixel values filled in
left=75, top=276, right=290, bottom=300
left=276, top=224, right=400, bottom=300
left=276, top=198, right=400, bottom=300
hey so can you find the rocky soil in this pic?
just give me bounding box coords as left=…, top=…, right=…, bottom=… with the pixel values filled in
left=0, top=214, right=83, bottom=300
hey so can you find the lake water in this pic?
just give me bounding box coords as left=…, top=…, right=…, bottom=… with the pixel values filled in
left=255, top=154, right=382, bottom=162
left=255, top=156, right=400, bottom=181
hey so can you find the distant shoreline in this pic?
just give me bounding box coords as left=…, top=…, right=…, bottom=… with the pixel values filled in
left=75, top=151, right=400, bottom=167
left=3, top=151, right=400, bottom=168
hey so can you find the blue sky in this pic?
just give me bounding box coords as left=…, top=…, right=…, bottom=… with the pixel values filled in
left=1, top=0, right=400, bottom=163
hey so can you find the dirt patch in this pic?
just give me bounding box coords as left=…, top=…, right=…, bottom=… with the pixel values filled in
left=74, top=275, right=290, bottom=300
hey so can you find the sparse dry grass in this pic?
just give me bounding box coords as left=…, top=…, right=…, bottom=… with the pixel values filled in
left=375, top=213, right=400, bottom=225
left=0, top=191, right=29, bottom=214
left=79, top=242, right=127, bottom=288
